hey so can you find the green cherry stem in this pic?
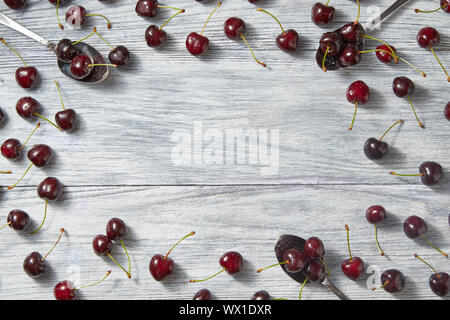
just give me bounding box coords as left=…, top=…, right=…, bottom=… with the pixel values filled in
left=30, top=199, right=48, bottom=234
left=257, top=8, right=286, bottom=34
left=415, top=3, right=448, bottom=13
left=414, top=254, right=440, bottom=274
left=256, top=260, right=289, bottom=273
left=374, top=224, right=384, bottom=256
left=0, top=37, right=28, bottom=67
left=429, top=45, right=450, bottom=82
left=85, top=13, right=112, bottom=29
left=164, top=231, right=195, bottom=260
left=0, top=171, right=12, bottom=174
left=160, top=9, right=185, bottom=30
left=299, top=277, right=309, bottom=300
left=361, top=34, right=398, bottom=63
left=420, top=235, right=448, bottom=258
left=189, top=268, right=226, bottom=283
left=379, top=119, right=403, bottom=141
left=0, top=221, right=12, bottom=231
left=75, top=270, right=112, bottom=290
left=354, top=0, right=361, bottom=25
left=18, top=122, right=41, bottom=151
left=322, top=46, right=330, bottom=72
left=34, top=113, right=63, bottom=132
left=119, top=238, right=131, bottom=274
left=107, top=252, right=131, bottom=278
left=240, top=33, right=267, bottom=68
left=348, top=101, right=358, bottom=131
left=54, top=81, right=66, bottom=110
left=7, top=163, right=33, bottom=190
left=201, top=1, right=222, bottom=35
left=41, top=228, right=65, bottom=261
left=406, top=95, right=424, bottom=128
left=56, top=0, right=64, bottom=30
left=345, top=224, right=353, bottom=262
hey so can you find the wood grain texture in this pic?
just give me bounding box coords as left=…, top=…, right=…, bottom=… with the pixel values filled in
left=0, top=0, right=448, bottom=300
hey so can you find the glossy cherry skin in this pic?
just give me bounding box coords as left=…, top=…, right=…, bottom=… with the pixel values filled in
left=106, top=218, right=126, bottom=240
left=219, top=251, right=243, bottom=274
left=403, top=215, right=427, bottom=239
left=429, top=272, right=449, bottom=297
left=441, top=0, right=450, bottom=13
left=15, top=67, right=38, bottom=89
left=376, top=44, right=397, bottom=64
left=65, top=5, right=86, bottom=29
left=1, top=138, right=21, bottom=160
left=305, top=259, right=326, bottom=283
left=366, top=205, right=386, bottom=224
left=319, top=32, right=343, bottom=56
left=445, top=102, right=450, bottom=120
left=145, top=25, right=167, bottom=48
left=55, top=109, right=77, bottom=131
left=381, top=269, right=405, bottom=293
left=277, top=29, right=299, bottom=53
left=281, top=248, right=308, bottom=273
left=417, top=27, right=440, bottom=48
left=340, top=22, right=365, bottom=43
left=339, top=43, right=361, bottom=67
left=70, top=54, right=93, bottom=79
left=304, top=237, right=325, bottom=259
left=419, top=162, right=444, bottom=186
left=393, top=76, right=414, bottom=98
left=364, top=138, right=388, bottom=160
left=311, top=2, right=335, bottom=26
left=28, top=144, right=53, bottom=167
left=341, top=257, right=365, bottom=281
left=347, top=80, right=370, bottom=104
left=109, top=46, right=131, bottom=66
left=7, top=209, right=31, bottom=231
left=224, top=17, right=246, bottom=40
left=316, top=47, right=342, bottom=71
left=4, top=0, right=25, bottom=10
left=92, top=234, right=112, bottom=256
left=16, top=96, right=39, bottom=120
left=136, top=0, right=159, bottom=18
left=54, top=281, right=76, bottom=300
left=37, top=177, right=63, bottom=202
left=251, top=290, right=270, bottom=300
left=23, top=252, right=47, bottom=278
left=186, top=32, right=209, bottom=56
left=149, top=254, right=174, bottom=281
left=193, top=289, right=212, bottom=300
left=56, top=39, right=78, bottom=63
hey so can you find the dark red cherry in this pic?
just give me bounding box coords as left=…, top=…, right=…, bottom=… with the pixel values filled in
left=248, top=0, right=260, bottom=3
left=445, top=102, right=450, bottom=120
left=380, top=269, right=405, bottom=293
left=224, top=17, right=245, bottom=40
left=92, top=234, right=112, bottom=255
left=4, top=0, right=25, bottom=10
left=277, top=29, right=299, bottom=52
left=28, top=144, right=53, bottom=167
left=186, top=32, right=209, bottom=56
left=70, top=54, right=93, bottom=79
left=251, top=290, right=270, bottom=300
left=15, top=67, right=38, bottom=89
left=219, top=251, right=243, bottom=274
left=417, top=27, right=440, bottom=48
left=1, top=138, right=21, bottom=160
left=366, top=205, right=386, bottom=224
left=429, top=273, right=449, bottom=297
left=275, top=235, right=308, bottom=283
left=136, top=0, right=159, bottom=18
left=305, top=260, right=326, bottom=283
left=319, top=32, right=343, bottom=56
left=341, top=257, right=364, bottom=281
left=281, top=248, right=308, bottom=273
left=55, top=109, right=77, bottom=131
left=304, top=237, right=325, bottom=259
left=37, top=177, right=63, bottom=202
left=441, top=0, right=450, bottom=13
left=145, top=25, right=167, bottom=48
left=403, top=215, right=427, bottom=239
left=419, top=162, right=444, bottom=186
left=193, top=289, right=212, bottom=300
left=340, top=22, right=365, bottom=43
left=376, top=44, right=397, bottom=63
left=339, top=43, right=361, bottom=67
left=7, top=209, right=31, bottom=231
left=56, top=39, right=77, bottom=63
left=347, top=80, right=370, bottom=104
left=393, top=76, right=414, bottom=97
left=149, top=254, right=174, bottom=281
left=23, top=252, right=47, bottom=278
left=108, top=46, right=130, bottom=66
left=65, top=5, right=87, bottom=29
left=364, top=138, right=388, bottom=160
left=54, top=281, right=76, bottom=300
left=106, top=218, right=126, bottom=240
left=311, top=2, right=335, bottom=26
left=316, top=47, right=341, bottom=71
left=16, top=96, right=39, bottom=120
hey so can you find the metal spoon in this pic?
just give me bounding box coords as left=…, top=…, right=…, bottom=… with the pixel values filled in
left=0, top=11, right=108, bottom=83
left=365, top=0, right=410, bottom=31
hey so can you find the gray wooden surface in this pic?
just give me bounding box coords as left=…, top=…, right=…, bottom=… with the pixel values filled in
left=0, top=0, right=448, bottom=300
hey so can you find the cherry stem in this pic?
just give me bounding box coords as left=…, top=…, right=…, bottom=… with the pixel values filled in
left=30, top=199, right=48, bottom=234
left=326, top=0, right=331, bottom=5
left=119, top=238, right=131, bottom=275
left=240, top=33, right=267, bottom=68
left=164, top=231, right=195, bottom=260
left=354, top=0, right=361, bottom=25
left=18, top=122, right=41, bottom=151
left=374, top=224, right=385, bottom=256
left=56, top=0, right=64, bottom=30
left=415, top=4, right=448, bottom=13
left=320, top=257, right=331, bottom=276
left=91, top=27, right=115, bottom=49
left=407, top=95, right=424, bottom=129
left=7, top=163, right=33, bottom=190
left=421, top=235, right=448, bottom=258
left=0, top=171, right=12, bottom=174
left=429, top=45, right=450, bottom=82
left=379, top=119, right=403, bottom=141
left=371, top=280, right=388, bottom=291
left=359, top=49, right=426, bottom=77
left=348, top=101, right=358, bottom=131
left=201, top=1, right=222, bottom=35
left=76, top=270, right=111, bottom=290
left=54, top=81, right=65, bottom=110
left=414, top=254, right=441, bottom=276
left=0, top=221, right=12, bottom=231
left=73, top=29, right=97, bottom=45
left=257, top=8, right=285, bottom=34
left=322, top=46, right=330, bottom=72
left=345, top=224, right=353, bottom=261
left=107, top=252, right=131, bottom=278
left=41, top=228, right=65, bottom=261
left=256, top=260, right=289, bottom=273
left=85, top=14, right=112, bottom=29
left=34, top=113, right=63, bottom=132
left=0, top=38, right=28, bottom=67
left=298, top=276, right=309, bottom=300
left=88, top=63, right=117, bottom=68
left=189, top=268, right=226, bottom=283
left=160, top=9, right=185, bottom=30
left=361, top=34, right=398, bottom=63
left=389, top=171, right=424, bottom=177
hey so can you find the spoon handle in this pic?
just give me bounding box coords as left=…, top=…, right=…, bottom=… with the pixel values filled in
left=322, top=278, right=350, bottom=300
left=0, top=11, right=55, bottom=51
left=365, top=0, right=410, bottom=31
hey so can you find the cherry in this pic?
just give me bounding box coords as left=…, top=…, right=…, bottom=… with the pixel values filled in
left=109, top=46, right=131, bottom=66
left=251, top=290, right=270, bottom=300
left=3, top=0, right=25, bottom=10
left=392, top=77, right=423, bottom=128
left=28, top=144, right=53, bottom=168
left=346, top=80, right=370, bottom=130
left=304, top=260, right=326, bottom=283
left=135, top=0, right=159, bottom=18
left=319, top=32, right=343, bottom=57
left=190, top=251, right=243, bottom=283
left=311, top=2, right=335, bottom=27
left=23, top=228, right=65, bottom=278
left=0, top=108, right=4, bottom=125
left=38, top=177, right=63, bottom=202
left=415, top=1, right=450, bottom=14
left=375, top=44, right=397, bottom=63
left=16, top=97, right=39, bottom=120
left=145, top=8, right=185, bottom=48
left=93, top=233, right=131, bottom=278
left=375, top=269, right=405, bottom=293
left=341, top=225, right=365, bottom=281
left=417, top=27, right=449, bottom=82
left=1, top=122, right=40, bottom=160
left=445, top=102, right=450, bottom=120
left=390, top=162, right=444, bottom=187
left=54, top=81, right=77, bottom=131
left=70, top=54, right=93, bottom=79
left=54, top=270, right=111, bottom=300
left=364, top=119, right=403, bottom=160
left=304, top=237, right=325, bottom=259
left=340, top=22, right=364, bottom=44
left=56, top=39, right=78, bottom=63
left=257, top=248, right=308, bottom=274
left=65, top=5, right=111, bottom=29
left=316, top=47, right=342, bottom=71
left=150, top=231, right=195, bottom=281
left=106, top=218, right=126, bottom=241
left=365, top=205, right=387, bottom=256
left=339, top=43, right=361, bottom=68
left=193, top=289, right=212, bottom=300
left=186, top=1, right=222, bottom=56
left=414, top=254, right=449, bottom=297
left=248, top=0, right=260, bottom=3
left=6, top=209, right=31, bottom=231
left=257, top=9, right=299, bottom=53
